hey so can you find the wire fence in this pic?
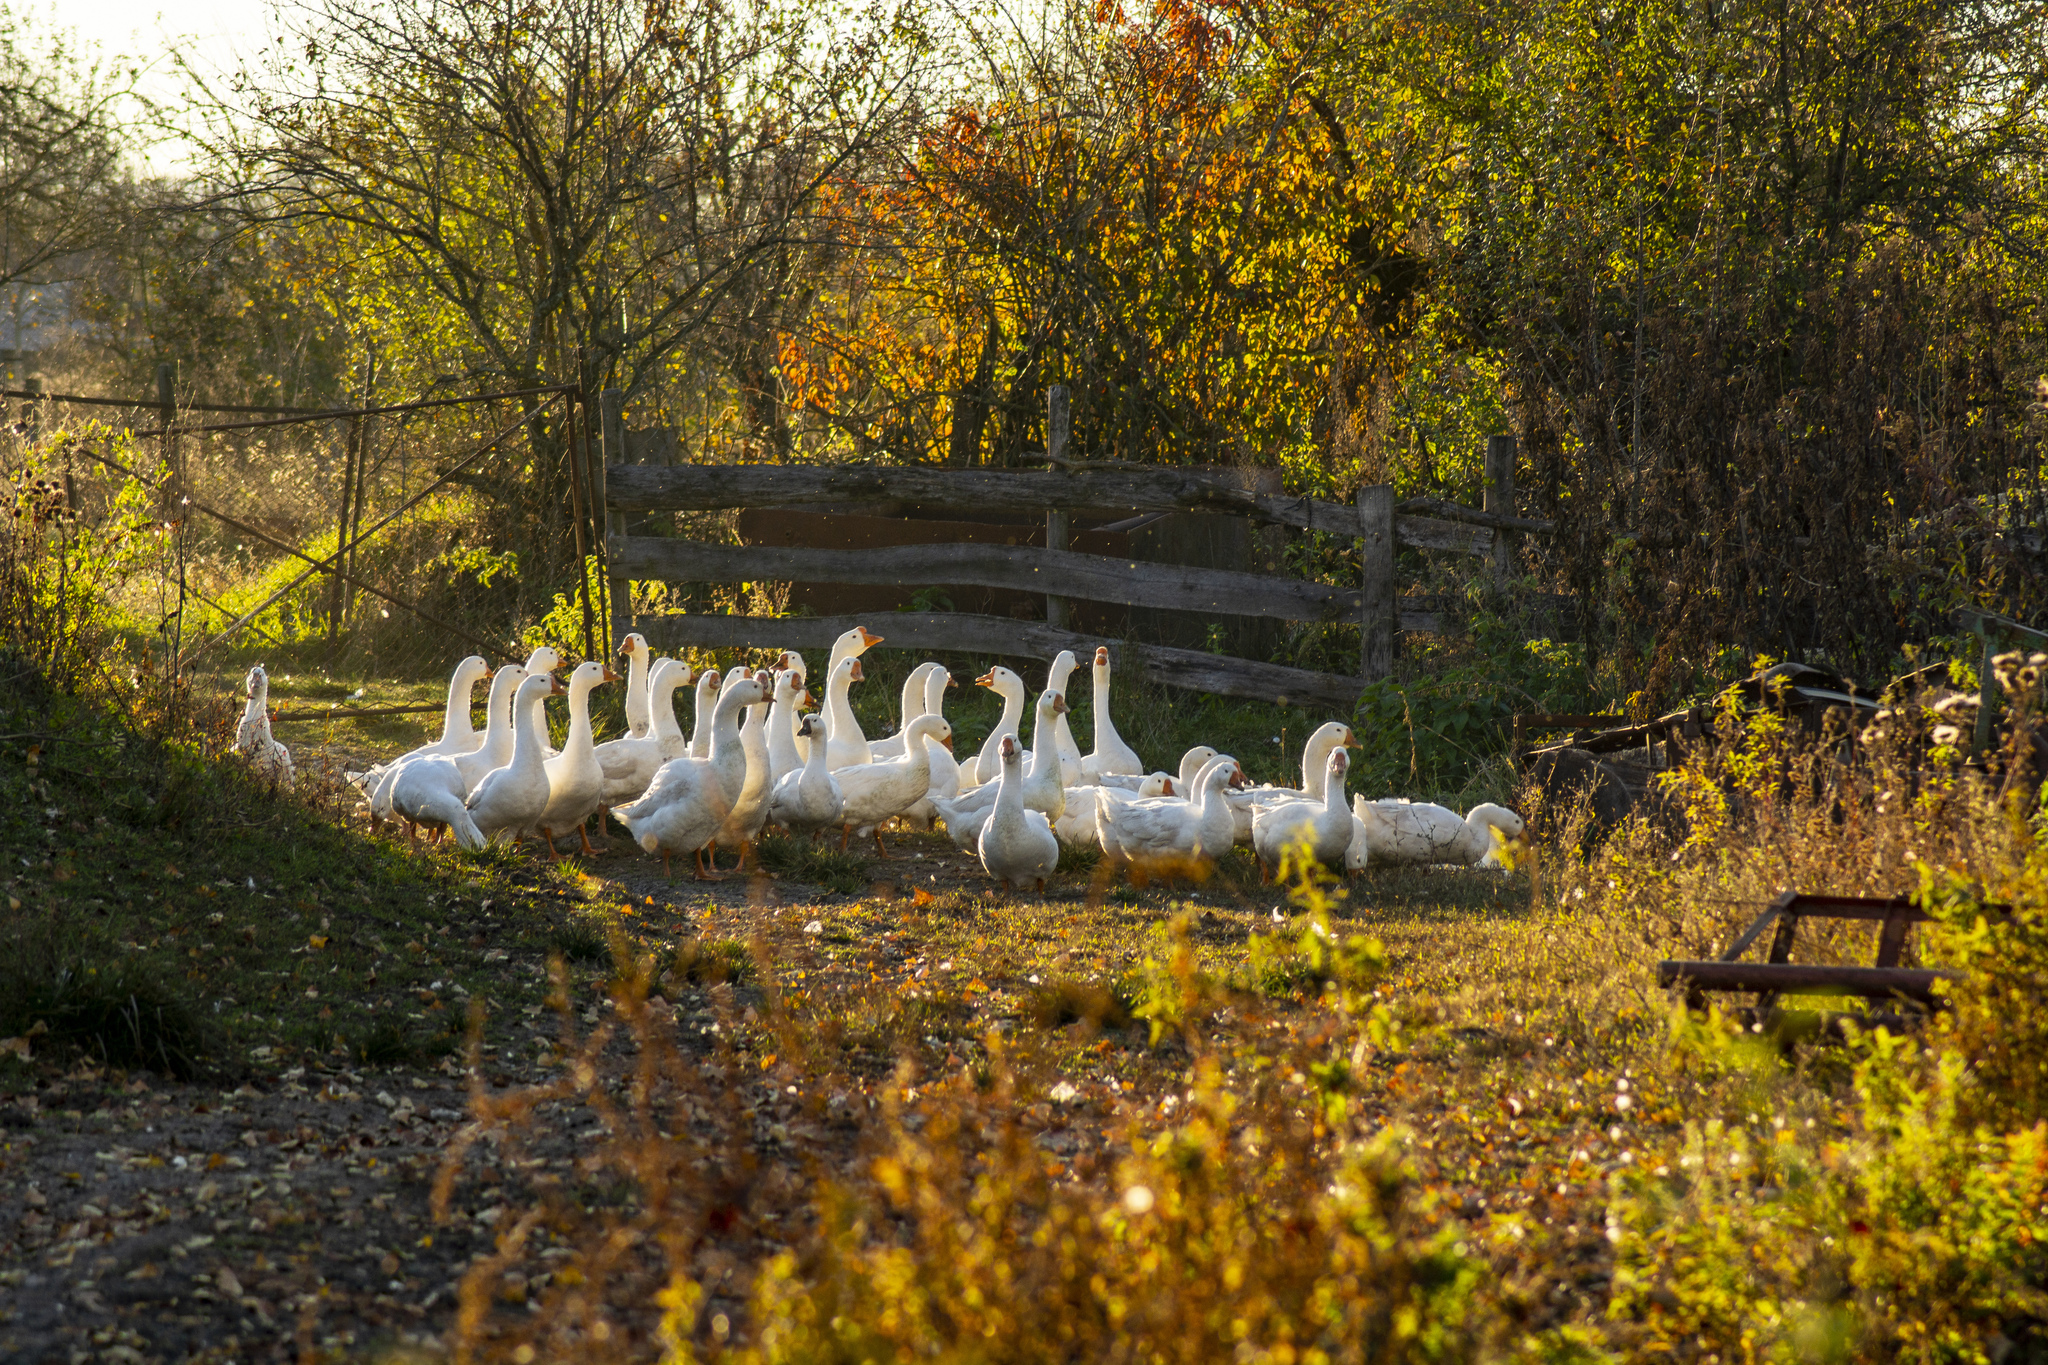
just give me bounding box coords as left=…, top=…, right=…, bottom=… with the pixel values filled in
left=5, top=374, right=604, bottom=754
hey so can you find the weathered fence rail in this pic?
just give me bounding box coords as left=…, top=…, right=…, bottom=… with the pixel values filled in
left=601, top=387, right=1548, bottom=704
left=605, top=463, right=1520, bottom=555
left=609, top=538, right=1366, bottom=621
left=635, top=612, right=1375, bottom=710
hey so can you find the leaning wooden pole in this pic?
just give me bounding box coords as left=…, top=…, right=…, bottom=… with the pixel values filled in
left=1484, top=433, right=1516, bottom=589
left=599, top=388, right=627, bottom=651
left=1359, top=483, right=1394, bottom=682
left=1044, top=385, right=1071, bottom=630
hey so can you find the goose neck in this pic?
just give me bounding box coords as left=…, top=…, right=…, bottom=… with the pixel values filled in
left=511, top=691, right=550, bottom=769
left=440, top=673, right=477, bottom=745
left=562, top=677, right=599, bottom=754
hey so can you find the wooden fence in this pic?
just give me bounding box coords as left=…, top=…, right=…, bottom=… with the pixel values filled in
left=596, top=389, right=1552, bottom=708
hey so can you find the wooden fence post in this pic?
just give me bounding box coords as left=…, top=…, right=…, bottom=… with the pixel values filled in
left=1045, top=385, right=1070, bottom=630
left=1359, top=483, right=1394, bottom=681
left=1974, top=625, right=1999, bottom=756
left=1484, top=433, right=1516, bottom=588
left=599, top=388, right=627, bottom=649
left=156, top=362, right=177, bottom=516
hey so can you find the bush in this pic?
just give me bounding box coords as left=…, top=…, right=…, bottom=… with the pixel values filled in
left=725, top=1059, right=1484, bottom=1365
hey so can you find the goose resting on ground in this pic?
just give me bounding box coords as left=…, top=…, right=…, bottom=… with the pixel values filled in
left=1350, top=798, right=1525, bottom=867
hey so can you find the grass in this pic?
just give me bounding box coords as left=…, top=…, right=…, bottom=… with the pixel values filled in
left=756, top=833, right=869, bottom=894
left=0, top=649, right=612, bottom=1082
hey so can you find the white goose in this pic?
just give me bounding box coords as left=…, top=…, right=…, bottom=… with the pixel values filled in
left=768, top=713, right=843, bottom=838
left=1097, top=755, right=1242, bottom=883
left=1053, top=772, right=1170, bottom=849
left=1224, top=722, right=1359, bottom=843
left=979, top=735, right=1059, bottom=893
left=521, top=646, right=564, bottom=757
left=1351, top=799, right=1525, bottom=867
left=870, top=662, right=942, bottom=761
left=467, top=672, right=562, bottom=847
left=824, top=654, right=876, bottom=770
left=1251, top=749, right=1354, bottom=879
left=1096, top=745, right=1214, bottom=794
left=614, top=675, right=769, bottom=877
left=765, top=668, right=811, bottom=790
left=617, top=632, right=655, bottom=739
left=366, top=655, right=491, bottom=822
left=818, top=626, right=884, bottom=767
left=234, top=663, right=295, bottom=788
left=902, top=672, right=963, bottom=831
left=1079, top=646, right=1143, bottom=780
left=389, top=750, right=488, bottom=850
left=713, top=670, right=775, bottom=869
left=535, top=660, right=617, bottom=858
left=964, top=665, right=1026, bottom=787
left=835, top=713, right=951, bottom=854
left=1045, top=650, right=1085, bottom=783
left=451, top=663, right=527, bottom=795
left=592, top=658, right=692, bottom=808
left=687, top=669, right=722, bottom=759
left=930, top=690, right=1069, bottom=849
left=649, top=658, right=695, bottom=760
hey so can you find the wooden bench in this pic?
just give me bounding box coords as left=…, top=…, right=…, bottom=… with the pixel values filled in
left=1656, top=892, right=1992, bottom=1024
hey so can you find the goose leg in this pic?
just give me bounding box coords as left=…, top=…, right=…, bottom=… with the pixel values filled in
left=661, top=849, right=672, bottom=878
left=694, top=845, right=726, bottom=882
left=872, top=829, right=888, bottom=858
left=579, top=823, right=602, bottom=857
left=541, top=829, right=563, bottom=861
left=839, top=825, right=852, bottom=852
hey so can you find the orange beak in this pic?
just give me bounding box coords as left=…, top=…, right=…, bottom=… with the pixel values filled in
left=1162, top=779, right=1177, bottom=796
left=1052, top=694, right=1069, bottom=715
left=801, top=690, right=815, bottom=708
left=1342, top=729, right=1361, bottom=748
left=602, top=667, right=621, bottom=683
left=974, top=670, right=996, bottom=687
left=549, top=679, right=566, bottom=696
left=1095, top=647, right=1109, bottom=664
left=940, top=735, right=954, bottom=751
left=858, top=627, right=883, bottom=647
left=850, top=660, right=865, bottom=682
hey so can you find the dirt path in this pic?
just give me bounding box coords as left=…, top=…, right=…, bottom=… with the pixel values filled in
left=0, top=828, right=1101, bottom=1363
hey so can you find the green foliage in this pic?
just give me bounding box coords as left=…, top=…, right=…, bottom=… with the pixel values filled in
left=1607, top=1018, right=2048, bottom=1362
left=1128, top=914, right=1226, bottom=1046
left=658, top=938, right=757, bottom=990
left=0, top=944, right=214, bottom=1079
left=716, top=1059, right=1484, bottom=1365
left=549, top=918, right=613, bottom=965
left=1352, top=627, right=1593, bottom=797
left=757, top=836, right=869, bottom=895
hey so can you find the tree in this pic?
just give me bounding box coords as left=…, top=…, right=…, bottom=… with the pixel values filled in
left=207, top=0, right=929, bottom=490
left=0, top=8, right=135, bottom=349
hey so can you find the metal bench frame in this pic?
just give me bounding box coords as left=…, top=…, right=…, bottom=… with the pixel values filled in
left=1656, top=891, right=1992, bottom=1020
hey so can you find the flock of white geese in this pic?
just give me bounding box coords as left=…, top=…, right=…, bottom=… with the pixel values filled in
left=234, top=626, right=1525, bottom=892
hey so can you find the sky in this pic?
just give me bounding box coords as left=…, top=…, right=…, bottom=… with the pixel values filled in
left=44, top=0, right=282, bottom=173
